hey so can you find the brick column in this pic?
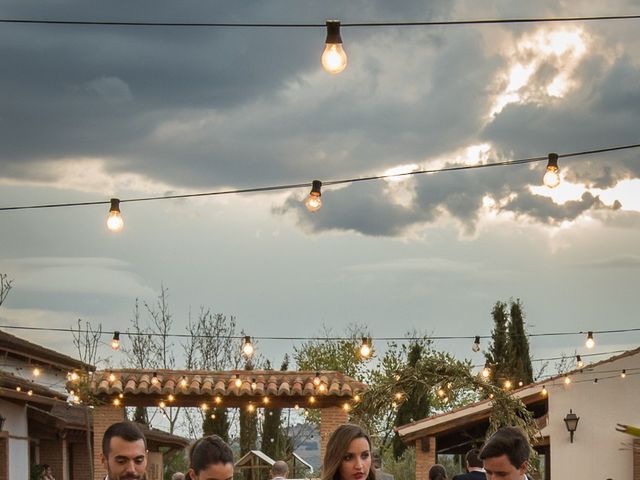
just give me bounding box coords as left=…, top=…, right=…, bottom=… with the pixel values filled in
left=414, top=436, right=436, bottom=480
left=319, top=407, right=349, bottom=466
left=40, top=439, right=64, bottom=479
left=93, top=405, right=125, bottom=480
left=0, top=433, right=8, bottom=480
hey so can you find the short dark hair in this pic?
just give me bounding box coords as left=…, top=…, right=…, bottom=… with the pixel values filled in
left=102, top=421, right=147, bottom=456
left=465, top=448, right=483, bottom=468
left=189, top=435, right=234, bottom=473
left=479, top=427, right=529, bottom=469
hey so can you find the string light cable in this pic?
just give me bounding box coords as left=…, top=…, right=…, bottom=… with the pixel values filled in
left=2, top=14, right=640, bottom=28
left=1, top=143, right=639, bottom=213
left=1, top=323, right=639, bottom=342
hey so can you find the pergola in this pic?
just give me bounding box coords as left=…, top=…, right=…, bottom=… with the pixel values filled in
left=84, top=369, right=366, bottom=480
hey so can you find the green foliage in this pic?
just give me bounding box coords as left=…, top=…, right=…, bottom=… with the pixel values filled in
left=485, top=301, right=510, bottom=385
left=508, top=299, right=533, bottom=384
left=380, top=444, right=415, bottom=480
left=203, top=407, right=230, bottom=442
left=163, top=448, right=189, bottom=480
left=261, top=356, right=290, bottom=461
left=30, top=464, right=44, bottom=480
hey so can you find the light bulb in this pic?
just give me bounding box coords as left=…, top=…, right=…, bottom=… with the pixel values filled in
left=313, top=373, right=321, bottom=386
left=242, top=336, right=254, bottom=357
left=235, top=376, right=242, bottom=388
left=504, top=380, right=512, bottom=390
left=33, top=367, right=41, bottom=377
left=481, top=363, right=491, bottom=379
left=109, top=373, right=116, bottom=382
left=304, top=180, right=323, bottom=212
left=321, top=21, right=347, bottom=74
left=201, top=403, right=209, bottom=411
left=585, top=331, right=595, bottom=349
left=576, top=355, right=583, bottom=369
left=564, top=376, right=571, bottom=385
left=621, top=369, right=626, bottom=378
left=543, top=153, right=560, bottom=188
left=472, top=336, right=481, bottom=352
left=541, top=385, right=548, bottom=396
left=359, top=337, right=372, bottom=359
left=107, top=198, right=124, bottom=232
left=111, top=331, right=121, bottom=350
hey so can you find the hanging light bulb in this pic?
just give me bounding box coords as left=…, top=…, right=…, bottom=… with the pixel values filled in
left=111, top=331, right=121, bottom=350
left=541, top=385, right=548, bottom=396
left=215, top=396, right=222, bottom=404
left=359, top=337, right=372, bottom=359
left=585, top=331, right=595, bottom=349
left=321, top=21, right=347, bottom=74
left=564, top=375, right=571, bottom=385
left=108, top=372, right=116, bottom=382
left=201, top=403, right=209, bottom=411
left=159, top=401, right=166, bottom=409
left=481, top=363, right=491, bottom=379
left=33, top=367, right=41, bottom=377
left=309, top=396, right=316, bottom=404
left=353, top=394, right=361, bottom=402
left=247, top=403, right=255, bottom=413
left=251, top=378, right=257, bottom=390
left=151, top=372, right=159, bottom=385
left=576, top=355, right=584, bottom=369
left=113, top=398, right=120, bottom=406
left=543, top=153, right=561, bottom=188
left=168, top=394, right=175, bottom=402
left=304, top=180, right=323, bottom=212
left=107, top=198, right=124, bottom=232
left=318, top=383, right=326, bottom=393
left=181, top=376, right=188, bottom=388
left=503, top=380, right=512, bottom=390
left=621, top=369, right=626, bottom=378
left=242, top=336, right=254, bottom=357
left=313, top=372, right=321, bottom=386
left=472, top=336, right=481, bottom=352
left=234, top=376, right=242, bottom=388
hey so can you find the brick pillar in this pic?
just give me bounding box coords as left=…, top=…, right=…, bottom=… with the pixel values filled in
left=93, top=405, right=125, bottom=480
left=0, top=433, right=8, bottom=480
left=414, top=436, right=436, bottom=480
left=71, top=442, right=90, bottom=480
left=319, top=407, right=349, bottom=467
left=40, top=439, right=64, bottom=479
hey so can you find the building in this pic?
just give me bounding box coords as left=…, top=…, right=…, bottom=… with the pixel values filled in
left=396, top=347, right=640, bottom=480
left=0, top=329, right=189, bottom=480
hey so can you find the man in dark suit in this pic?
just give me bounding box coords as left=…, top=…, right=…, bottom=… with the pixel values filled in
left=452, top=448, right=486, bottom=480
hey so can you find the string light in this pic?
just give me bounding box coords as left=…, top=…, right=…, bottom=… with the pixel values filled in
left=68, top=371, right=79, bottom=381
left=242, top=336, right=255, bottom=357
left=159, top=401, right=166, bottom=409
left=108, top=372, right=116, bottom=382
left=503, top=380, right=512, bottom=390
left=263, top=396, right=270, bottom=404
left=321, top=21, right=347, bottom=74
left=234, top=376, right=242, bottom=388
left=585, top=331, right=595, bottom=349
left=151, top=372, right=159, bottom=385
left=247, top=403, right=255, bottom=413
left=621, top=369, right=626, bottom=378
left=180, top=376, right=188, bottom=388
left=318, top=383, right=326, bottom=393
left=32, top=367, right=41, bottom=377
left=111, top=331, right=121, bottom=350
left=593, top=378, right=598, bottom=384
left=215, top=396, right=222, bottom=404
left=309, top=396, right=316, bottom=404
left=564, top=375, right=571, bottom=385
left=304, top=180, right=323, bottom=212
left=313, top=372, right=321, bottom=386
left=342, top=402, right=351, bottom=411
left=168, top=394, right=175, bottom=402
left=353, top=394, right=361, bottom=402
left=576, top=355, right=584, bottom=368
left=27, top=389, right=33, bottom=396
left=113, top=398, right=120, bottom=406
left=359, top=337, right=373, bottom=359
left=541, top=385, right=548, bottom=396
left=106, top=198, right=124, bottom=232
left=472, top=336, right=481, bottom=352
left=543, top=153, right=560, bottom=188
left=481, top=363, right=491, bottom=379
left=294, top=404, right=300, bottom=410
left=251, top=378, right=257, bottom=390
left=210, top=413, right=216, bottom=419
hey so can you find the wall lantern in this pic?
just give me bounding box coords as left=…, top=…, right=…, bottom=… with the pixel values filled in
left=564, top=409, right=580, bottom=443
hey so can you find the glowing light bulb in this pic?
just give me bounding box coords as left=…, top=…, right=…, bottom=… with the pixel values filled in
left=353, top=394, right=360, bottom=402
left=543, top=153, right=560, bottom=188
left=318, top=383, right=326, bottom=393
left=263, top=396, right=270, bottom=404
left=576, top=355, right=584, bottom=369
left=504, top=380, right=512, bottom=390
left=621, top=369, right=626, bottom=378
left=181, top=377, right=188, bottom=387
left=564, top=376, right=571, bottom=385
left=359, top=337, right=372, bottom=359
left=109, top=373, right=116, bottom=382
left=304, top=180, right=323, bottom=212
left=313, top=373, right=321, bottom=386
left=234, top=376, right=242, bottom=388
left=472, top=336, right=481, bottom=352
left=481, top=363, right=491, bottom=379
left=201, top=403, right=209, bottom=411
left=542, top=385, right=548, bottom=396
left=343, top=402, right=351, bottom=411
left=309, top=396, right=316, bottom=404
left=242, top=336, right=254, bottom=357
left=321, top=21, right=347, bottom=74
left=107, top=198, right=124, bottom=232
left=585, top=331, right=595, bottom=349
left=159, top=401, right=166, bottom=409
left=168, top=394, right=175, bottom=402
left=33, top=367, right=41, bottom=377
left=247, top=404, right=255, bottom=413
left=111, top=331, right=121, bottom=350
left=113, top=398, right=120, bottom=406
left=215, top=396, right=222, bottom=404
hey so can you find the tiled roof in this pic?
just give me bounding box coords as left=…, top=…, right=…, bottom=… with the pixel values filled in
left=0, top=329, right=94, bottom=372
left=84, top=369, right=367, bottom=408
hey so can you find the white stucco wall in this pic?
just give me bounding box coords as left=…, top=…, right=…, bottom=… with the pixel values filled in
left=0, top=399, right=29, bottom=480
left=547, top=352, right=640, bottom=479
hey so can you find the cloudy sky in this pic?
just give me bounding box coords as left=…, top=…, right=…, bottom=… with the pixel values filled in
left=1, top=0, right=639, bottom=375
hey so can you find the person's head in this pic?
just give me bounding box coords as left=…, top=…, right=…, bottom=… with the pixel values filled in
left=188, top=435, right=234, bottom=480
left=322, top=424, right=376, bottom=480
left=271, top=461, right=289, bottom=479
left=101, top=421, right=147, bottom=480
left=464, top=449, right=483, bottom=471
left=428, top=464, right=447, bottom=480
left=479, top=427, right=530, bottom=480
left=42, top=464, right=52, bottom=475
left=171, top=474, right=186, bottom=480
left=371, top=451, right=382, bottom=470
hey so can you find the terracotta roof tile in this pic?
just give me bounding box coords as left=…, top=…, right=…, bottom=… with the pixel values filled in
left=82, top=369, right=367, bottom=408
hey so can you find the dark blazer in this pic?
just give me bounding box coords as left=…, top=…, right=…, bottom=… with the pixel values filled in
left=452, top=471, right=486, bottom=480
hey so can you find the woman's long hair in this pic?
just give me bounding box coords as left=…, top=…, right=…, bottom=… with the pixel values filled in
left=321, top=424, right=377, bottom=480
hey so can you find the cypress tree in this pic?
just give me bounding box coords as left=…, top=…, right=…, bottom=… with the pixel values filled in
left=262, top=356, right=290, bottom=461
left=507, top=299, right=533, bottom=385
left=485, top=301, right=511, bottom=386
left=203, top=406, right=230, bottom=442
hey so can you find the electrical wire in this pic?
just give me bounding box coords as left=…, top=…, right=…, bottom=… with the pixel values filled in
left=1, top=142, right=639, bottom=212
left=1, top=323, right=639, bottom=341
left=1, top=14, right=640, bottom=28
